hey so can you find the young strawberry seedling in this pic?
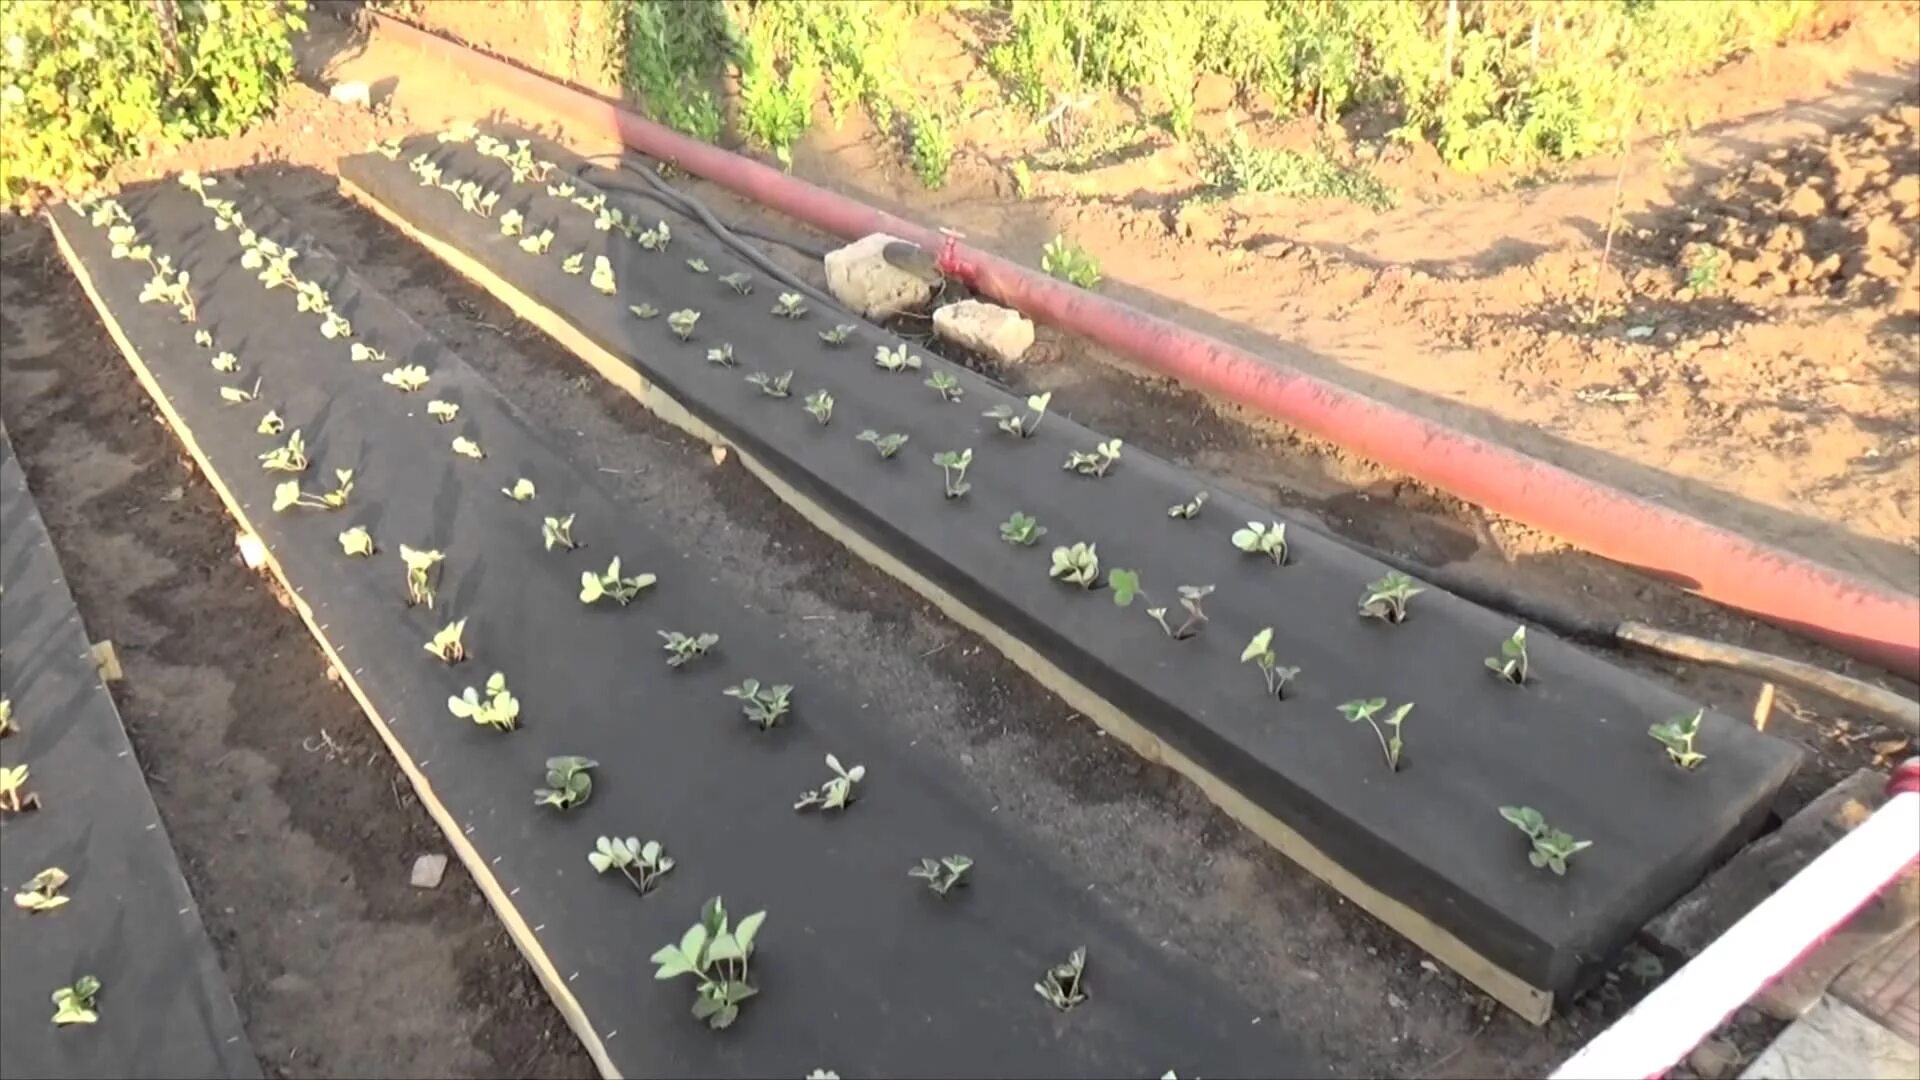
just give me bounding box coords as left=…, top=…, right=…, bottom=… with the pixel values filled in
left=1359, top=571, right=1425, bottom=624
left=724, top=679, right=794, bottom=731
left=719, top=271, right=753, bottom=295
left=0, top=698, right=12, bottom=738
left=1231, top=521, right=1288, bottom=564
left=561, top=252, right=584, bottom=275
left=1649, top=709, right=1708, bottom=770
left=519, top=229, right=554, bottom=254
left=818, top=324, right=854, bottom=346
left=451, top=436, right=485, bottom=460
left=874, top=344, right=921, bottom=372
left=794, top=754, right=865, bottom=812
left=320, top=311, right=352, bottom=341
left=1339, top=698, right=1413, bottom=773
left=502, top=478, right=536, bottom=502
left=1064, top=439, right=1122, bottom=477
left=909, top=855, right=973, bottom=897
left=637, top=221, right=671, bottom=251
left=706, top=343, right=736, bottom=367
left=1035, top=947, right=1088, bottom=1011
left=580, top=557, right=656, bottom=606
left=590, top=836, right=675, bottom=895
left=220, top=379, right=262, bottom=404
left=258, top=429, right=310, bottom=473
left=499, top=208, right=524, bottom=236
left=745, top=370, right=793, bottom=398
left=448, top=672, right=519, bottom=731
left=1110, top=570, right=1211, bottom=639
left=338, top=526, right=375, bottom=557
left=590, top=255, right=617, bottom=295
left=546, top=180, right=576, bottom=199
left=534, top=756, right=596, bottom=810
left=1167, top=492, right=1208, bottom=519
left=983, top=392, right=1053, bottom=437
left=1048, top=542, right=1100, bottom=588
left=933, top=449, right=973, bottom=498
left=803, top=389, right=834, bottom=425
left=424, top=618, right=468, bottom=664
left=1486, top=626, right=1530, bottom=685
left=350, top=343, right=387, bottom=363
left=427, top=400, right=460, bottom=423
left=772, top=292, right=808, bottom=318
left=194, top=329, right=213, bottom=348
left=660, top=631, right=719, bottom=668
left=1499, top=805, right=1592, bottom=876
left=629, top=303, right=659, bottom=320
left=593, top=205, right=627, bottom=233
left=925, top=370, right=964, bottom=402
left=210, top=351, right=238, bottom=373
left=273, top=469, right=354, bottom=512
left=1000, top=511, right=1046, bottom=546
left=683, top=256, right=711, bottom=275
left=1238, top=628, right=1300, bottom=698
left=136, top=255, right=197, bottom=322
left=669, top=309, right=701, bottom=341
left=400, top=545, right=444, bottom=609
left=857, top=430, right=909, bottom=459
left=0, top=764, right=39, bottom=814
left=383, top=365, right=430, bottom=392
left=294, top=280, right=331, bottom=315
left=651, top=896, right=766, bottom=1030
left=257, top=411, right=285, bottom=436
left=542, top=514, right=578, bottom=551
left=51, top=976, right=100, bottom=1025
left=13, top=867, right=69, bottom=912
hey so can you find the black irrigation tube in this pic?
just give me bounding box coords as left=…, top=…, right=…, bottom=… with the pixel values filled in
left=0, top=429, right=259, bottom=1079
left=337, top=132, right=1804, bottom=1014
left=47, top=179, right=1322, bottom=1079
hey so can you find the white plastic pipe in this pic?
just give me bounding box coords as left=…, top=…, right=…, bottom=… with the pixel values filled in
left=1552, top=771, right=1919, bottom=1080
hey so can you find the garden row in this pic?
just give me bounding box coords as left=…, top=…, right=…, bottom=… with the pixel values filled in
left=338, top=127, right=1804, bottom=1015
left=48, top=175, right=1320, bottom=1077
left=0, top=430, right=259, bottom=1077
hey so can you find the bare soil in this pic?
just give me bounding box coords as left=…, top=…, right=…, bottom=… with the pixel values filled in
left=5, top=6, right=1914, bottom=1078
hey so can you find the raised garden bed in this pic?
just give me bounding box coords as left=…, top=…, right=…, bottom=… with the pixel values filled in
left=337, top=129, right=1803, bottom=1018
left=46, top=178, right=1324, bottom=1078
left=0, top=428, right=259, bottom=1079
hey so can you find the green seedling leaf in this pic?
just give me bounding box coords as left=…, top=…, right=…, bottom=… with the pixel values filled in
left=400, top=545, right=444, bottom=609
left=13, top=867, right=70, bottom=912
left=210, top=350, right=238, bottom=373
left=562, top=252, right=584, bottom=275
left=818, top=324, right=854, bottom=345
left=669, top=309, right=701, bottom=341
left=1649, top=709, right=1708, bottom=770
left=909, top=855, right=973, bottom=896
left=1500, top=805, right=1591, bottom=875
left=925, top=370, right=964, bottom=402
left=427, top=399, right=460, bottom=424
left=725, top=679, right=794, bottom=731
left=579, top=557, right=657, bottom=606
left=1, top=763, right=40, bottom=813
left=1486, top=626, right=1529, bottom=684
left=653, top=897, right=765, bottom=1028
left=857, top=430, right=908, bottom=459
left=1240, top=627, right=1298, bottom=696
left=220, top=379, right=262, bottom=404
left=629, top=303, right=659, bottom=320
left=1340, top=699, right=1412, bottom=772
left=338, top=526, right=375, bottom=557
left=720, top=272, right=753, bottom=295
left=772, top=292, right=808, bottom=318
left=193, top=330, right=212, bottom=348
left=1064, top=438, right=1122, bottom=477
left=448, top=672, right=519, bottom=731
left=1000, top=511, right=1045, bottom=546
left=500, top=208, right=524, bottom=236
left=542, top=514, right=577, bottom=552
left=590, top=255, right=617, bottom=295
left=424, top=618, right=467, bottom=664
left=258, top=428, right=309, bottom=473
left=932, top=448, right=973, bottom=498
left=1168, top=492, right=1208, bottom=519
left=1034, top=946, right=1088, bottom=1010
left=1109, top=568, right=1141, bottom=607
left=1231, top=521, right=1288, bottom=564
left=534, top=755, right=597, bottom=810
left=803, top=389, right=834, bottom=425
left=256, top=410, right=284, bottom=436
left=589, top=835, right=674, bottom=894
left=451, top=436, right=485, bottom=460
left=1047, top=542, right=1099, bottom=588
left=520, top=229, right=555, bottom=254
left=1359, top=571, right=1425, bottom=624
left=320, top=311, right=351, bottom=340
left=383, top=364, right=430, bottom=392
left=502, top=478, right=536, bottom=502
left=745, top=370, right=793, bottom=398
left=51, top=976, right=100, bottom=1025
left=795, top=753, right=866, bottom=812
left=350, top=343, right=386, bottom=363
left=686, top=258, right=709, bottom=274
left=660, top=630, right=719, bottom=669
left=874, top=344, right=921, bottom=372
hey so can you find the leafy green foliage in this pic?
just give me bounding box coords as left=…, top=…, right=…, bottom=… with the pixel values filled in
left=423, top=618, right=467, bottom=664
left=794, top=753, right=864, bottom=812
left=932, top=448, right=973, bottom=499
left=272, top=468, right=353, bottom=513
left=591, top=835, right=675, bottom=895
left=1202, top=126, right=1394, bottom=209
left=1240, top=628, right=1299, bottom=698
left=400, top=545, right=444, bottom=609
left=856, top=429, right=908, bottom=459
left=1000, top=511, right=1045, bottom=546
left=50, top=975, right=100, bottom=1025
left=719, top=271, right=753, bottom=295
left=745, top=370, right=793, bottom=398
left=1339, top=698, right=1412, bottom=772
left=706, top=343, right=735, bottom=367
left=590, top=255, right=617, bottom=295
left=427, top=400, right=460, bottom=424
left=908, top=103, right=953, bottom=189
left=451, top=436, right=485, bottom=460
left=543, top=514, right=578, bottom=552
left=1486, top=626, right=1530, bottom=684
left=13, top=866, right=69, bottom=912
left=1167, top=492, right=1208, bottom=519
left=1034, top=947, right=1087, bottom=1011
left=873, top=343, right=921, bottom=372
left=724, top=679, right=793, bottom=731
left=338, top=526, right=374, bottom=558
left=651, top=896, right=766, bottom=1031
left=803, top=389, right=834, bottom=425
left=448, top=672, right=519, bottom=732
left=534, top=755, right=596, bottom=811
left=3, top=2, right=306, bottom=208
left=660, top=630, right=719, bottom=669
left=984, top=392, right=1052, bottom=438
left=1048, top=542, right=1099, bottom=588
left=1041, top=235, right=1101, bottom=289
left=669, top=309, right=701, bottom=340
left=0, top=762, right=38, bottom=813
left=1500, top=805, right=1592, bottom=876
left=502, top=478, right=537, bottom=502
left=1649, top=709, right=1708, bottom=771
left=1063, top=438, right=1122, bottom=477
left=258, top=429, right=309, bottom=474
left=909, top=855, right=973, bottom=897
left=1232, top=521, right=1288, bottom=564
left=1359, top=570, right=1425, bottom=624
left=817, top=323, right=854, bottom=346
left=580, top=558, right=657, bottom=606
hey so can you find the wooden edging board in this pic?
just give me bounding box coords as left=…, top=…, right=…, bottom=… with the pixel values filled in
left=46, top=180, right=1325, bottom=1078
left=338, top=133, right=1804, bottom=1021
left=0, top=427, right=260, bottom=1080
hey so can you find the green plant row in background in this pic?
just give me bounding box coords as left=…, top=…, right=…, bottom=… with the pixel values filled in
left=0, top=0, right=309, bottom=209
left=605, top=0, right=1819, bottom=183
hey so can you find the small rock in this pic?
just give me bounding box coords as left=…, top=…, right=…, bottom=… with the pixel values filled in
left=710, top=444, right=729, bottom=466
left=1386, top=992, right=1406, bottom=1009
left=329, top=81, right=371, bottom=109
left=1686, top=1036, right=1741, bottom=1080
left=932, top=299, right=1036, bottom=363
left=823, top=234, right=936, bottom=320
left=1625, top=325, right=1656, bottom=339
left=236, top=531, right=268, bottom=569
left=1419, top=960, right=1440, bottom=975
left=410, top=853, right=449, bottom=889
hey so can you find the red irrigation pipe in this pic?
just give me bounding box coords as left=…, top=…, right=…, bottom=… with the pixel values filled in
left=366, top=11, right=1920, bottom=678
